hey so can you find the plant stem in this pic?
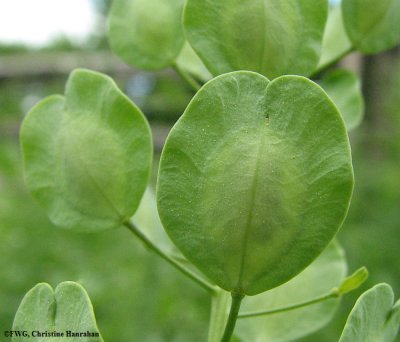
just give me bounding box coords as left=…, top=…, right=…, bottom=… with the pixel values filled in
left=172, top=63, right=202, bottom=92
left=220, top=292, right=245, bottom=342
left=239, top=291, right=338, bottom=319
left=124, top=220, right=216, bottom=294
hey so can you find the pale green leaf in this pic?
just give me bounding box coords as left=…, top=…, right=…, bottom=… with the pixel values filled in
left=132, top=187, right=179, bottom=257
left=21, top=69, right=152, bottom=231
left=339, top=283, right=400, bottom=342
left=184, top=0, right=328, bottom=79
left=208, top=289, right=231, bottom=342
left=236, top=241, right=347, bottom=342
left=320, top=69, right=364, bottom=131
left=342, top=0, right=400, bottom=54
left=318, top=4, right=352, bottom=70
left=157, top=71, right=354, bottom=295
left=108, top=0, right=185, bottom=70
left=12, top=282, right=103, bottom=342
left=175, top=42, right=212, bottom=83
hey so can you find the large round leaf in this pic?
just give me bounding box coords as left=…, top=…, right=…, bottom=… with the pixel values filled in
left=342, top=0, right=400, bottom=54
left=236, top=241, right=347, bottom=342
left=108, top=0, right=185, bottom=70
left=339, top=283, right=400, bottom=342
left=21, top=69, right=152, bottom=231
left=12, top=282, right=103, bottom=342
left=157, top=71, right=354, bottom=295
left=184, top=0, right=328, bottom=79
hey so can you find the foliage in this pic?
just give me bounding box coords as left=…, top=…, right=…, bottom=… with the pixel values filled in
left=3, top=0, right=400, bottom=341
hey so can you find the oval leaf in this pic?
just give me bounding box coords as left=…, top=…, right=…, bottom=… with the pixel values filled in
left=320, top=69, right=364, bottom=131
left=157, top=71, right=354, bottom=295
left=12, top=282, right=103, bottom=341
left=236, top=241, right=347, bottom=342
left=184, top=0, right=328, bottom=79
left=342, top=0, right=400, bottom=54
left=339, top=283, right=400, bottom=342
left=21, top=69, right=152, bottom=231
left=108, top=0, right=185, bottom=70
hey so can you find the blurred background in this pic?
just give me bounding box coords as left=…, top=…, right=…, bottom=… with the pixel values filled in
left=0, top=0, right=399, bottom=341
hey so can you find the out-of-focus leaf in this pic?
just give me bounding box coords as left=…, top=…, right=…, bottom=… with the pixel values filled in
left=108, top=0, right=185, bottom=70
left=184, top=0, right=328, bottom=79
left=208, top=289, right=231, bottom=342
left=339, top=283, right=400, bottom=342
left=21, top=69, right=152, bottom=231
left=342, top=0, right=400, bottom=54
left=235, top=241, right=347, bottom=342
left=318, top=4, right=352, bottom=70
left=175, top=42, right=212, bottom=83
left=12, top=282, right=103, bottom=342
left=321, top=69, right=364, bottom=131
left=157, top=71, right=353, bottom=295
left=132, top=188, right=178, bottom=257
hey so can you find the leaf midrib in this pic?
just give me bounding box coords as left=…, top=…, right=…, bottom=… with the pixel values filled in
left=236, top=126, right=267, bottom=292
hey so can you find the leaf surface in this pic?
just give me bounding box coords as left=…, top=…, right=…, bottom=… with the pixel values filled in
left=184, top=0, right=328, bottom=79
left=339, top=283, right=400, bottom=342
left=21, top=69, right=152, bottom=231
left=12, top=282, right=103, bottom=342
left=157, top=71, right=354, bottom=295
left=108, top=0, right=185, bottom=70
left=342, top=0, right=400, bottom=54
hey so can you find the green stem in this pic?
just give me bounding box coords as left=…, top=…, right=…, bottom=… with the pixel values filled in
left=124, top=220, right=216, bottom=294
left=220, top=292, right=245, bottom=342
left=173, top=63, right=201, bottom=92
left=239, top=291, right=338, bottom=319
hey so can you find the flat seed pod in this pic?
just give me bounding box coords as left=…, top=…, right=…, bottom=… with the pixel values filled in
left=342, top=0, right=400, bottom=54
left=12, top=282, right=103, bottom=342
left=339, top=283, right=400, bottom=342
left=21, top=69, right=152, bottom=231
left=108, top=0, right=185, bottom=70
left=184, top=0, right=328, bottom=79
left=157, top=71, right=354, bottom=295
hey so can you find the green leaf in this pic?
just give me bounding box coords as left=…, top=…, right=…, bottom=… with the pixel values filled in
left=337, top=266, right=368, bottom=295
left=21, top=69, right=152, bottom=231
left=236, top=241, right=347, bottom=342
left=132, top=188, right=179, bottom=257
left=318, top=4, right=352, bottom=70
left=108, top=0, right=185, bottom=70
left=320, top=69, right=364, bottom=131
left=157, top=71, right=354, bottom=295
left=184, top=0, right=328, bottom=79
left=342, top=0, right=400, bottom=54
left=208, top=289, right=231, bottom=342
left=12, top=282, right=103, bottom=341
left=175, top=42, right=212, bottom=83
left=339, top=283, right=400, bottom=342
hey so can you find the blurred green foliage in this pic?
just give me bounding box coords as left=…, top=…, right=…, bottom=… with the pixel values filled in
left=1, top=46, right=399, bottom=341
